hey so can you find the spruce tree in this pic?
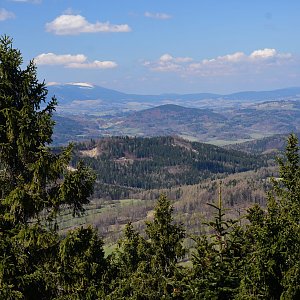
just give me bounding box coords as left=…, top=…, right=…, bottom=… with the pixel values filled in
left=189, top=182, right=246, bottom=300
left=145, top=194, right=185, bottom=278
left=0, top=35, right=97, bottom=299
left=107, top=195, right=185, bottom=299
left=238, top=134, right=300, bottom=299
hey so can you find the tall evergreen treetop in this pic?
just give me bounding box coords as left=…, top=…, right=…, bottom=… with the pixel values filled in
left=0, top=36, right=97, bottom=298
left=0, top=35, right=55, bottom=178
left=145, top=194, right=185, bottom=277
left=0, top=35, right=96, bottom=226
left=238, top=134, right=300, bottom=299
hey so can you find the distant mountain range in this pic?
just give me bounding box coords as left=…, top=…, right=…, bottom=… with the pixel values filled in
left=97, top=102, right=300, bottom=143
left=48, top=83, right=300, bottom=146
left=48, top=83, right=300, bottom=110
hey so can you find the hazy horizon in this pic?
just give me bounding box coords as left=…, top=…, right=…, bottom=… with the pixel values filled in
left=46, top=81, right=300, bottom=96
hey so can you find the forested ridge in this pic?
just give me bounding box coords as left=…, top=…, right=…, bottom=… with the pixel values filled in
left=1, top=36, right=300, bottom=299
left=70, top=136, right=267, bottom=199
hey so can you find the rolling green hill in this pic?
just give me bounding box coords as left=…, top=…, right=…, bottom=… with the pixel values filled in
left=70, top=136, right=267, bottom=200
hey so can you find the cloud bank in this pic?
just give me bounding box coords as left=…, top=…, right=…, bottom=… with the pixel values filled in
left=144, top=49, right=293, bottom=76
left=35, top=53, right=117, bottom=69
left=46, top=14, right=131, bottom=35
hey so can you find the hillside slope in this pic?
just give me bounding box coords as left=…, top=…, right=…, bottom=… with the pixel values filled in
left=71, top=136, right=267, bottom=199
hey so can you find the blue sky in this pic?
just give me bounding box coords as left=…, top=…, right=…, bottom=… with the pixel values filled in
left=1, top=0, right=300, bottom=94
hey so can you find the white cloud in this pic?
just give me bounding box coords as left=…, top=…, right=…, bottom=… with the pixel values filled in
left=35, top=53, right=117, bottom=69
left=144, top=53, right=193, bottom=72
left=250, top=48, right=277, bottom=59
left=145, top=49, right=293, bottom=76
left=46, top=14, right=131, bottom=35
left=0, top=8, right=15, bottom=21
left=250, top=48, right=292, bottom=60
left=67, top=60, right=117, bottom=69
left=217, top=52, right=246, bottom=62
left=35, top=53, right=86, bottom=65
left=159, top=54, right=173, bottom=62
left=144, top=12, right=172, bottom=20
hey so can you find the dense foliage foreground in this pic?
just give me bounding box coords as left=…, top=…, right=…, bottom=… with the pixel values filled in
left=1, top=36, right=300, bottom=299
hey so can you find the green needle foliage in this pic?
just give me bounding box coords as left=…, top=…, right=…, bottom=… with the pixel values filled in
left=107, top=194, right=186, bottom=299
left=238, top=134, right=300, bottom=299
left=0, top=35, right=97, bottom=299
left=56, top=226, right=107, bottom=299
left=145, top=194, right=186, bottom=278
left=189, top=182, right=246, bottom=300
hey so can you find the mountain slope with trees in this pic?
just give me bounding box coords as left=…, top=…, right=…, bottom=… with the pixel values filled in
left=71, top=136, right=267, bottom=199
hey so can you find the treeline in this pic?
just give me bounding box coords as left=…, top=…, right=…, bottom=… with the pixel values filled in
left=71, top=136, right=267, bottom=198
